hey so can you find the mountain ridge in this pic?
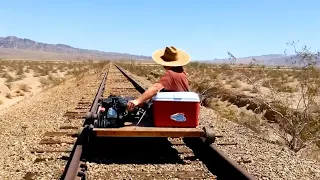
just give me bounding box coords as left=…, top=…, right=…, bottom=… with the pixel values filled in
left=0, top=36, right=151, bottom=60
left=0, top=36, right=318, bottom=66
left=209, top=53, right=320, bottom=67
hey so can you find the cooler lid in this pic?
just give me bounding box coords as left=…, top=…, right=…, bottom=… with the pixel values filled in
left=153, top=92, right=200, bottom=102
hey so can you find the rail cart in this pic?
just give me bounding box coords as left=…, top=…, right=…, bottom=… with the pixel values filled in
left=80, top=63, right=216, bottom=144
left=63, top=64, right=256, bottom=180
left=83, top=91, right=216, bottom=144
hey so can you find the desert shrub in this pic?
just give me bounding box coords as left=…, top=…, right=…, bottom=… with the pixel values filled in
left=117, top=43, right=320, bottom=152
left=226, top=42, right=320, bottom=151
left=19, top=83, right=30, bottom=92
left=5, top=93, right=12, bottom=99
left=15, top=90, right=25, bottom=96
left=4, top=73, right=14, bottom=83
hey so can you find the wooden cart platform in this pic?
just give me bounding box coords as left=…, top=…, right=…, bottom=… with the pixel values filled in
left=93, top=126, right=205, bottom=137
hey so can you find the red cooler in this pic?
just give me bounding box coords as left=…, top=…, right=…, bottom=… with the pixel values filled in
left=152, top=92, right=200, bottom=128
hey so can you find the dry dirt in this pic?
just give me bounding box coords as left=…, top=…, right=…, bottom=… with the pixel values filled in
left=0, top=60, right=107, bottom=179
left=0, top=60, right=106, bottom=113
left=119, top=62, right=320, bottom=141
left=119, top=63, right=320, bottom=180
left=0, top=60, right=319, bottom=180
left=0, top=72, right=60, bottom=112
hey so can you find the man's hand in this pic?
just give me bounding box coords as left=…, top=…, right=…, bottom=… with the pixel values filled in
left=127, top=99, right=141, bottom=112
left=126, top=83, right=163, bottom=112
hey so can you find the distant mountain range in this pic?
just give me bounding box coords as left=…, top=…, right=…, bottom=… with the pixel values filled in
left=0, top=36, right=318, bottom=66
left=210, top=54, right=289, bottom=65
left=209, top=52, right=320, bottom=67
left=0, top=36, right=151, bottom=61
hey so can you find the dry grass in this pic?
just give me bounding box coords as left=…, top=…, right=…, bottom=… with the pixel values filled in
left=19, top=83, right=30, bottom=92
left=117, top=44, right=320, bottom=152
left=4, top=73, right=14, bottom=83
left=5, top=93, right=12, bottom=99
left=0, top=59, right=109, bottom=110
left=15, top=90, right=25, bottom=96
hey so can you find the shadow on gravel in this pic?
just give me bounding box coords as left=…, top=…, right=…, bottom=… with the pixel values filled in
left=84, top=137, right=185, bottom=164
left=183, top=137, right=255, bottom=180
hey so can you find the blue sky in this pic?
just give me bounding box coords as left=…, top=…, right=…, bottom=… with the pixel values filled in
left=0, top=0, right=319, bottom=60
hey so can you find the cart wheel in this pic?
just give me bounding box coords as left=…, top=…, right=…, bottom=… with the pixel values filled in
left=203, top=127, right=216, bottom=144
left=93, top=120, right=98, bottom=128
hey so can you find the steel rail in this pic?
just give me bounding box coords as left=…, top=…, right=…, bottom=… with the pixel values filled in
left=87, top=63, right=111, bottom=117
left=114, top=63, right=256, bottom=180
left=183, top=137, right=256, bottom=180
left=60, top=64, right=110, bottom=180
left=209, top=144, right=256, bottom=179
left=114, top=63, right=145, bottom=94
left=61, top=63, right=256, bottom=180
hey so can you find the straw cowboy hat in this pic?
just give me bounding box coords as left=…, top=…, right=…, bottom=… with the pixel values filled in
left=152, top=46, right=190, bottom=67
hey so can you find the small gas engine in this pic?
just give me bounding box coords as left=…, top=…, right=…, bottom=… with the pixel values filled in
left=93, top=95, right=145, bottom=128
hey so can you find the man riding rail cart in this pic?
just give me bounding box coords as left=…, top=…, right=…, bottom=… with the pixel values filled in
left=84, top=46, right=215, bottom=144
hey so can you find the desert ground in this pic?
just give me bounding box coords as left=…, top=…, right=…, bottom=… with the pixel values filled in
left=1, top=58, right=319, bottom=153
left=0, top=58, right=319, bottom=179
left=0, top=59, right=108, bottom=113
left=118, top=61, right=320, bottom=179
left=117, top=58, right=320, bottom=154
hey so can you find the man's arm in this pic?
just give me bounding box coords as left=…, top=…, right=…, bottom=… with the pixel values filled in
left=136, top=83, right=164, bottom=104
left=127, top=71, right=170, bottom=111
left=136, top=71, right=171, bottom=104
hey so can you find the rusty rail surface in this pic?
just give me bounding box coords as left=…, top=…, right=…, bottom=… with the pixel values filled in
left=61, top=64, right=110, bottom=180
left=114, top=63, right=145, bottom=94
left=60, top=63, right=256, bottom=180
left=114, top=64, right=256, bottom=180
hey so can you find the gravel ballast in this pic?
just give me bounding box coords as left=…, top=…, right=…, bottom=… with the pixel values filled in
left=121, top=67, right=320, bottom=180
left=87, top=65, right=217, bottom=179
left=0, top=70, right=103, bottom=179
left=1, top=64, right=319, bottom=180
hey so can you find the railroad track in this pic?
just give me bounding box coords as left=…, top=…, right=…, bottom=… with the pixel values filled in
left=24, top=63, right=256, bottom=179
left=83, top=65, right=218, bottom=179
left=22, top=65, right=109, bottom=180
